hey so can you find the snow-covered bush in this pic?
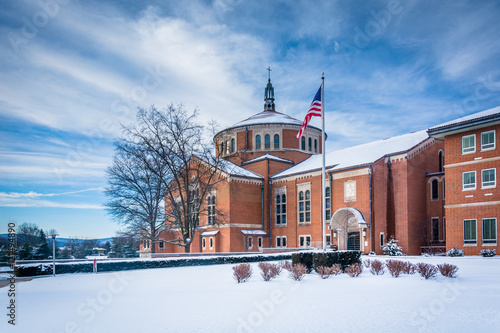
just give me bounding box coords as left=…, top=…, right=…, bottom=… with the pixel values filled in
left=362, top=259, right=371, bottom=268
left=316, top=264, right=341, bottom=279
left=437, top=263, right=459, bottom=278
left=402, top=261, right=416, bottom=275
left=289, top=263, right=307, bottom=281
left=279, top=260, right=293, bottom=271
left=369, top=259, right=385, bottom=275
left=447, top=248, right=464, bottom=257
left=233, top=263, right=252, bottom=283
left=345, top=263, right=363, bottom=277
left=382, top=237, right=403, bottom=256
left=416, top=262, right=438, bottom=279
left=258, top=262, right=281, bottom=281
left=480, top=249, right=496, bottom=257
left=386, top=259, right=405, bottom=277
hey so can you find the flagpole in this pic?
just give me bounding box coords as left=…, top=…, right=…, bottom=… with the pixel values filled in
left=321, top=73, right=326, bottom=251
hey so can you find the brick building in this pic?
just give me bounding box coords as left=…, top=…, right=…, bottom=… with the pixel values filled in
left=428, top=107, right=500, bottom=255
left=140, top=77, right=459, bottom=256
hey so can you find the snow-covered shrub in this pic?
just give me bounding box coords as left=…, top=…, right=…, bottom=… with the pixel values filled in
left=480, top=249, right=496, bottom=257
left=289, top=263, right=307, bottom=281
left=447, top=248, right=464, bottom=257
left=309, top=251, right=361, bottom=272
left=292, top=252, right=314, bottom=273
left=369, top=259, right=385, bottom=275
left=362, top=259, right=371, bottom=268
left=258, top=262, right=282, bottom=281
left=316, top=264, right=341, bottom=279
left=402, top=261, right=416, bottom=275
left=279, top=260, right=293, bottom=271
left=382, top=237, right=403, bottom=256
left=233, top=263, right=252, bottom=283
left=416, top=262, right=438, bottom=279
left=386, top=259, right=405, bottom=278
left=437, top=263, right=459, bottom=278
left=345, top=263, right=363, bottom=277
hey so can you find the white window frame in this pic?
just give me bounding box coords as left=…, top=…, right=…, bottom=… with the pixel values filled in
left=209, top=237, right=214, bottom=250
left=481, top=130, right=495, bottom=151
left=297, top=183, right=311, bottom=224
left=275, top=187, right=287, bottom=226
left=202, top=238, right=206, bottom=250
left=462, top=171, right=476, bottom=191
left=481, top=168, right=496, bottom=189
left=482, top=218, right=497, bottom=245
left=248, top=236, right=253, bottom=249
left=276, top=236, right=287, bottom=248
left=462, top=134, right=475, bottom=154
left=158, top=240, right=164, bottom=250
left=299, top=235, right=311, bottom=248
left=463, top=219, right=477, bottom=245
left=207, top=190, right=216, bottom=225
left=258, top=237, right=263, bottom=248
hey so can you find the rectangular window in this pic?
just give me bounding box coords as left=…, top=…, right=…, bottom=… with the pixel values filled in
left=432, top=218, right=439, bottom=241
left=481, top=130, right=495, bottom=150
left=431, top=179, right=439, bottom=200
left=248, top=237, right=253, bottom=248
left=325, top=187, right=331, bottom=221
left=462, top=134, right=475, bottom=154
left=258, top=237, right=262, bottom=248
left=275, top=192, right=287, bottom=225
left=463, top=219, right=477, bottom=245
left=482, top=168, right=496, bottom=188
left=483, top=218, right=497, bottom=244
left=276, top=237, right=281, bottom=247
left=380, top=233, right=384, bottom=247
left=207, top=194, right=216, bottom=225
left=202, top=238, right=206, bottom=249
left=463, top=171, right=476, bottom=190
left=159, top=240, right=164, bottom=250
left=298, top=188, right=311, bottom=224
left=326, top=235, right=331, bottom=246
left=299, top=235, right=311, bottom=247
left=209, top=237, right=214, bottom=249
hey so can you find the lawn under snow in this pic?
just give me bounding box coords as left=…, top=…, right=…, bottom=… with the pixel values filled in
left=1, top=256, right=499, bottom=333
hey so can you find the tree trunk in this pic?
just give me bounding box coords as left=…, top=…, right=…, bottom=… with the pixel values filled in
left=184, top=243, right=191, bottom=253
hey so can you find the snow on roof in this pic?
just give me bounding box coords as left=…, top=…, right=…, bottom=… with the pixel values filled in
left=243, top=154, right=294, bottom=165
left=241, top=230, right=268, bottom=235
left=274, top=130, right=429, bottom=178
left=201, top=230, right=219, bottom=236
left=219, top=159, right=263, bottom=179
left=232, top=110, right=303, bottom=128
left=429, top=106, right=500, bottom=130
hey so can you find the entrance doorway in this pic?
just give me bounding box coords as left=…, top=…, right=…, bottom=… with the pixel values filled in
left=347, top=232, right=360, bottom=251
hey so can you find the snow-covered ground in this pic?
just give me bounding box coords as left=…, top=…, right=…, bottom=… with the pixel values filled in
left=1, top=255, right=499, bottom=333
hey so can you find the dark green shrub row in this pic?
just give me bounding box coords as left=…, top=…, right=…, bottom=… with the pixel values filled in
left=16, top=253, right=292, bottom=277
left=291, top=251, right=361, bottom=273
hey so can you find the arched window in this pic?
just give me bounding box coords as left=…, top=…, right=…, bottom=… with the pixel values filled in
left=274, top=134, right=280, bottom=149
left=231, top=138, right=235, bottom=153
left=207, top=195, right=216, bottom=224
left=301, top=137, right=306, bottom=150
left=314, top=139, right=318, bottom=153
left=265, top=134, right=271, bottom=149
left=308, top=137, right=312, bottom=151
left=298, top=190, right=311, bottom=223
left=439, top=151, right=444, bottom=172
left=431, top=179, right=439, bottom=200
left=226, top=140, right=230, bottom=155
left=256, top=135, right=261, bottom=149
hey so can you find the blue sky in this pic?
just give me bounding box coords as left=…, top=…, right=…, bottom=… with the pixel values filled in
left=1, top=0, right=500, bottom=238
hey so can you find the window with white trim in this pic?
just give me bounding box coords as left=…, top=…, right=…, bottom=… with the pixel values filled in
left=158, top=240, right=164, bottom=250
left=325, top=187, right=331, bottom=221
left=431, top=179, right=439, bottom=200
left=314, top=139, right=318, bottom=153
left=463, top=171, right=476, bottom=190
left=301, top=137, right=306, bottom=150
left=482, top=168, right=496, bottom=188
left=308, top=137, right=312, bottom=151
left=207, top=192, right=216, bottom=225
left=202, top=238, right=206, bottom=249
left=483, top=218, right=497, bottom=244
left=248, top=236, right=253, bottom=248
left=463, top=219, right=477, bottom=245
left=265, top=134, right=271, bottom=149
left=231, top=138, right=235, bottom=153
left=274, top=134, right=280, bottom=149
left=326, top=235, right=331, bottom=246
left=258, top=237, right=262, bottom=248
left=209, top=237, right=214, bottom=249
left=298, top=189, right=311, bottom=224
left=256, top=135, right=261, bottom=150
left=481, top=130, right=495, bottom=150
left=276, top=236, right=287, bottom=247
left=299, top=235, right=311, bottom=247
left=462, top=134, right=475, bottom=154
left=275, top=192, right=287, bottom=225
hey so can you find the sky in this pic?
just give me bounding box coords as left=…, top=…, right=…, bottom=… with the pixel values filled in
left=1, top=0, right=500, bottom=238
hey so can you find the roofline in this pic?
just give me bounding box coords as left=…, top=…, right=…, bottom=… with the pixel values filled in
left=272, top=164, right=337, bottom=180
left=214, top=122, right=324, bottom=140
left=242, top=154, right=295, bottom=166
left=428, top=113, right=500, bottom=138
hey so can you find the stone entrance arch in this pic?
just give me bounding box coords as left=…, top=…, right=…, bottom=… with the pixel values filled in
left=330, top=208, right=368, bottom=251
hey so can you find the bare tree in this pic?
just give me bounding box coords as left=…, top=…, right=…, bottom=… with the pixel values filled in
left=17, top=222, right=40, bottom=246
left=104, top=127, right=168, bottom=254
left=118, top=104, right=226, bottom=253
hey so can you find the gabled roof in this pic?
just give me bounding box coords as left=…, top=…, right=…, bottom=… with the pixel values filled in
left=218, top=159, right=264, bottom=179
left=242, top=154, right=294, bottom=165
left=428, top=106, right=500, bottom=136
left=273, top=130, right=430, bottom=178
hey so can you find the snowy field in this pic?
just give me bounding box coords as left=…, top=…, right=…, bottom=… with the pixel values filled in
left=1, top=255, right=499, bottom=333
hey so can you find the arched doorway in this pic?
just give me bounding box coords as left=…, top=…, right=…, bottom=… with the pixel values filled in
left=330, top=208, right=368, bottom=251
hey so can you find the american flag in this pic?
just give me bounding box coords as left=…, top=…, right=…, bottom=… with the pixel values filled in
left=296, top=86, right=322, bottom=139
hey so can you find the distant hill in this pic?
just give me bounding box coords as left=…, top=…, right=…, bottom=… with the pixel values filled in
left=0, top=234, right=114, bottom=247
